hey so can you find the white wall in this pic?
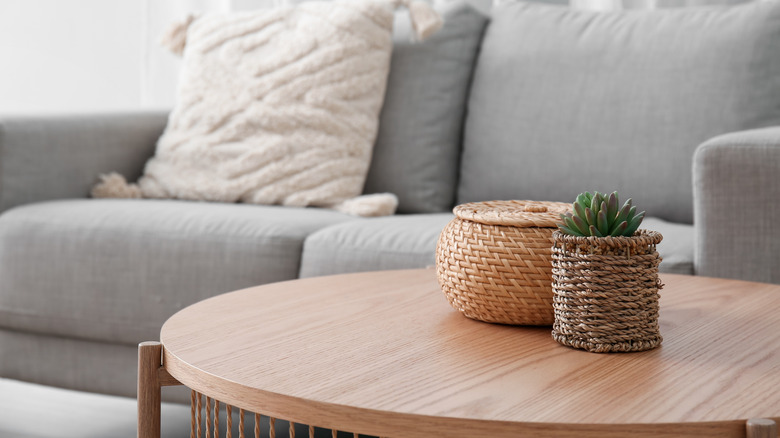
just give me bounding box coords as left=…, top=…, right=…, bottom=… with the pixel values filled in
left=0, top=0, right=241, bottom=115
left=0, top=0, right=145, bottom=114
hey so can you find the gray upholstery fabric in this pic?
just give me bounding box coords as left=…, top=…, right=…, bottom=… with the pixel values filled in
left=0, top=377, right=192, bottom=438
left=570, top=0, right=752, bottom=9
left=0, top=199, right=353, bottom=345
left=363, top=2, right=487, bottom=213
left=694, top=127, right=780, bottom=284
left=642, top=217, right=694, bottom=275
left=0, top=376, right=324, bottom=438
left=459, top=1, right=780, bottom=224
left=0, top=329, right=142, bottom=399
left=0, top=112, right=168, bottom=214
left=0, top=329, right=190, bottom=402
left=299, top=213, right=453, bottom=277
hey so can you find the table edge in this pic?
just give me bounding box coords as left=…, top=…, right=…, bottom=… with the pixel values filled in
left=158, top=270, right=780, bottom=438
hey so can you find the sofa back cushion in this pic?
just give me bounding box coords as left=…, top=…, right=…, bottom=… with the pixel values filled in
left=457, top=1, right=780, bottom=224
left=363, top=1, right=487, bottom=214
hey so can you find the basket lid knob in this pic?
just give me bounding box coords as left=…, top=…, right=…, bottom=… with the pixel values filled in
left=524, top=204, right=548, bottom=213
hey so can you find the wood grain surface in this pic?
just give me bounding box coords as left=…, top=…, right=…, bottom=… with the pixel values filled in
left=160, top=270, right=780, bottom=438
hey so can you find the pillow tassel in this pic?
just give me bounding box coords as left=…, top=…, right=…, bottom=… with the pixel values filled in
left=397, top=0, right=443, bottom=41
left=332, top=193, right=399, bottom=217
left=91, top=172, right=142, bottom=199
left=159, top=14, right=197, bottom=56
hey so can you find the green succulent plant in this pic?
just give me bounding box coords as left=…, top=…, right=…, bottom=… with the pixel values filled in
left=558, top=191, right=645, bottom=237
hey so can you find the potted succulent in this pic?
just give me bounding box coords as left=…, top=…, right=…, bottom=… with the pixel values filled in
left=552, top=191, right=663, bottom=353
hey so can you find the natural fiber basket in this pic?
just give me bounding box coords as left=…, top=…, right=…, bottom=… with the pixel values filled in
left=436, top=200, right=571, bottom=325
left=551, top=230, right=664, bottom=353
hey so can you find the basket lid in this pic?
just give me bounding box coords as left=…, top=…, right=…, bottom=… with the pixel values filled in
left=453, top=200, right=571, bottom=228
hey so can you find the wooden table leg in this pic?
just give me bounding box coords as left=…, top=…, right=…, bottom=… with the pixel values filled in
left=747, top=418, right=778, bottom=438
left=138, top=341, right=163, bottom=438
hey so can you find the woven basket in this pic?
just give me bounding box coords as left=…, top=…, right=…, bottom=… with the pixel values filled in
left=436, top=200, right=571, bottom=325
left=551, top=230, right=664, bottom=353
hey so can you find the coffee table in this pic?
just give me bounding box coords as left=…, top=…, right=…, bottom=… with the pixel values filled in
left=138, top=269, right=780, bottom=438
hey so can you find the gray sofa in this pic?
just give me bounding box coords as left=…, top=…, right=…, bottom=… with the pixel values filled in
left=1, top=0, right=779, bottom=401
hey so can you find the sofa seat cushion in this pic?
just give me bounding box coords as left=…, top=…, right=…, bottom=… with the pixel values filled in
left=299, top=213, right=453, bottom=278
left=642, top=217, right=694, bottom=275
left=0, top=199, right=353, bottom=345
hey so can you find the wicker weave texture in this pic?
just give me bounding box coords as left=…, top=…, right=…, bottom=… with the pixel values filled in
left=454, top=200, right=570, bottom=227
left=436, top=217, right=558, bottom=325
left=550, top=230, right=664, bottom=353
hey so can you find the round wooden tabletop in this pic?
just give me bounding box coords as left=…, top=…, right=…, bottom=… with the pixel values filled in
left=160, top=269, right=780, bottom=438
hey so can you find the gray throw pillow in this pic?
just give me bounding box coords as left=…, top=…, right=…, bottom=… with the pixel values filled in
left=363, top=1, right=488, bottom=214
left=458, top=1, right=780, bottom=224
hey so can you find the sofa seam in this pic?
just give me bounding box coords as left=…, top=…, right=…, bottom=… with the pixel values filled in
left=0, top=212, right=341, bottom=244
left=0, top=325, right=147, bottom=348
left=0, top=119, right=5, bottom=213
left=304, top=239, right=436, bottom=258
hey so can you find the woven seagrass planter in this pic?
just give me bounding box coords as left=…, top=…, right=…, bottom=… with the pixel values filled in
left=436, top=200, right=570, bottom=325
left=551, top=230, right=664, bottom=353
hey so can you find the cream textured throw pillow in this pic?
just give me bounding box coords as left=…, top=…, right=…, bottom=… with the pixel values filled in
left=93, top=0, right=442, bottom=217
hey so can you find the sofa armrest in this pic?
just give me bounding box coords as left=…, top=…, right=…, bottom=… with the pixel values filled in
left=0, top=111, right=168, bottom=213
left=693, top=126, right=780, bottom=284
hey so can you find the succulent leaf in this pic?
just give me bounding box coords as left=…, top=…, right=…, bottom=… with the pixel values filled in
left=624, top=211, right=646, bottom=236
left=585, top=207, right=596, bottom=226
left=627, top=205, right=637, bottom=222
left=583, top=192, right=593, bottom=203
left=607, top=192, right=618, bottom=223
left=571, top=215, right=590, bottom=235
left=608, top=216, right=625, bottom=234
left=576, top=194, right=590, bottom=213
left=589, top=224, right=604, bottom=237
left=573, top=201, right=587, bottom=222
left=597, top=207, right=609, bottom=236
left=558, top=224, right=580, bottom=235
left=610, top=221, right=629, bottom=236
left=615, top=202, right=632, bottom=225
left=563, top=216, right=580, bottom=234
left=590, top=194, right=601, bottom=215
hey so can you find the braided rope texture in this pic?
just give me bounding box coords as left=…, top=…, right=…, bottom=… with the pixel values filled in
left=436, top=200, right=570, bottom=325
left=551, top=230, right=664, bottom=353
